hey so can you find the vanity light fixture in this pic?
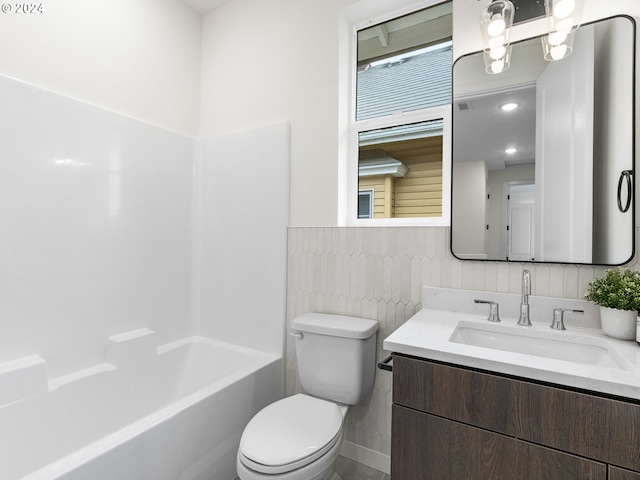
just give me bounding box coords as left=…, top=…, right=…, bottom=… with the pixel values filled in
left=541, top=0, right=584, bottom=61
left=479, top=0, right=583, bottom=72
left=480, top=0, right=515, bottom=74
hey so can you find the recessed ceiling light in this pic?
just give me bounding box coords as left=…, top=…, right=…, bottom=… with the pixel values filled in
left=505, top=147, right=518, bottom=154
left=500, top=102, right=520, bottom=111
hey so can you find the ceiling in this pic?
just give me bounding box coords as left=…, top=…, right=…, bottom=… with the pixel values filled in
left=452, top=38, right=549, bottom=171
left=453, top=85, right=537, bottom=171
left=179, top=0, right=229, bottom=14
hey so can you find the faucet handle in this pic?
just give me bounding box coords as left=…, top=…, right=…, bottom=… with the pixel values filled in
left=550, top=308, right=584, bottom=330
left=474, top=299, right=501, bottom=322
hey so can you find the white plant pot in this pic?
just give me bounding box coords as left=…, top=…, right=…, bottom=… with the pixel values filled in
left=600, top=306, right=637, bottom=340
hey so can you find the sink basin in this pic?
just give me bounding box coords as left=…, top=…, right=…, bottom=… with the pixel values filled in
left=450, top=321, right=633, bottom=371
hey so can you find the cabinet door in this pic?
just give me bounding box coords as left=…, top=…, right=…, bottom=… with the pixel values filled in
left=392, top=405, right=606, bottom=480
left=610, top=466, right=640, bottom=480
left=393, top=355, right=640, bottom=471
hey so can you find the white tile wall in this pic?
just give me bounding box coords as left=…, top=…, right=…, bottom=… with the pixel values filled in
left=286, top=226, right=640, bottom=457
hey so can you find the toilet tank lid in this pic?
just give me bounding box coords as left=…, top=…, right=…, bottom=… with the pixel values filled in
left=292, top=313, right=378, bottom=339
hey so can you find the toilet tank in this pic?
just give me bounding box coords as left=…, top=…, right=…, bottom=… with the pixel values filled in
left=291, top=313, right=379, bottom=405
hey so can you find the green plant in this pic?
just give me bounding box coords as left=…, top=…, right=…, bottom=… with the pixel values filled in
left=584, top=267, right=640, bottom=311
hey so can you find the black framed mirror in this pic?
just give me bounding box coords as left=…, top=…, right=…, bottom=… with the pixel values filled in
left=451, top=15, right=636, bottom=265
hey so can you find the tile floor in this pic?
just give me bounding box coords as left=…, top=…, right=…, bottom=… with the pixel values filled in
left=234, top=456, right=389, bottom=480
left=334, top=455, right=390, bottom=480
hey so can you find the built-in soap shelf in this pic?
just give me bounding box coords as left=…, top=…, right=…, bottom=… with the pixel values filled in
left=0, top=328, right=157, bottom=408
left=106, top=328, right=157, bottom=368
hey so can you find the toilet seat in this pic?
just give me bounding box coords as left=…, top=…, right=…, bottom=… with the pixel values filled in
left=238, top=394, right=344, bottom=475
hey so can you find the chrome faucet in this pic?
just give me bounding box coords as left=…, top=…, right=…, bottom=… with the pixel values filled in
left=517, top=270, right=532, bottom=326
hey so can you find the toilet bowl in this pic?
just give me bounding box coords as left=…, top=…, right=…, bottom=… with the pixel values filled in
left=236, top=394, right=347, bottom=480
left=236, top=313, right=379, bottom=480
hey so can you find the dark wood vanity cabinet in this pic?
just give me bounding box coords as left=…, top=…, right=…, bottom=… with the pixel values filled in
left=391, top=354, right=640, bottom=480
left=610, top=467, right=640, bottom=480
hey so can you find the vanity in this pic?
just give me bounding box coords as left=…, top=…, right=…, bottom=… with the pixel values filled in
left=412, top=7, right=640, bottom=476
left=384, top=288, right=640, bottom=479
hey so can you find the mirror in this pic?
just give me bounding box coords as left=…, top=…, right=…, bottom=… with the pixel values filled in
left=451, top=15, right=635, bottom=265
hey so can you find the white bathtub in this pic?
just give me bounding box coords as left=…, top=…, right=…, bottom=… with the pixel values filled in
left=0, top=331, right=282, bottom=480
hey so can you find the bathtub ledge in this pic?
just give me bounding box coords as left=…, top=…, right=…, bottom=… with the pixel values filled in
left=0, top=355, right=48, bottom=407
left=48, top=363, right=116, bottom=390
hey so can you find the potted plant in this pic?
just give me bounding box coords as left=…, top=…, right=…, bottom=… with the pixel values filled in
left=584, top=267, right=640, bottom=340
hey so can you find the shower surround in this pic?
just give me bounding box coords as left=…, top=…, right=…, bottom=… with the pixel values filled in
left=0, top=74, right=289, bottom=479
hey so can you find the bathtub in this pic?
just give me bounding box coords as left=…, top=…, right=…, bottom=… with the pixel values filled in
left=0, top=330, right=282, bottom=480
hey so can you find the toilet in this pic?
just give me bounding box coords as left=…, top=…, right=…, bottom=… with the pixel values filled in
left=236, top=312, right=379, bottom=480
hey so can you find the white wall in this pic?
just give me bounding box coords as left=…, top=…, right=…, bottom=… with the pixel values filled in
left=0, top=0, right=202, bottom=136
left=200, top=0, right=343, bottom=226
left=452, top=161, right=487, bottom=257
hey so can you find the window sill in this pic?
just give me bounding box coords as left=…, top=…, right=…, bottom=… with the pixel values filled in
left=347, top=217, right=450, bottom=227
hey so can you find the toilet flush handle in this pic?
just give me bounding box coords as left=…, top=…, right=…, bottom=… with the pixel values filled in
left=290, top=330, right=304, bottom=340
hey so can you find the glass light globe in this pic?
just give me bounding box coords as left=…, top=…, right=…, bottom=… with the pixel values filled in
left=488, top=36, right=506, bottom=49
left=548, top=31, right=568, bottom=46
left=550, top=44, right=568, bottom=60
left=490, top=60, right=506, bottom=74
left=490, top=46, right=506, bottom=60
left=555, top=18, right=574, bottom=34
left=488, top=15, right=506, bottom=37
left=553, top=0, right=575, bottom=19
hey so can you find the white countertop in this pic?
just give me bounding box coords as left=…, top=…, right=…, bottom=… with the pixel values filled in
left=384, top=307, right=640, bottom=400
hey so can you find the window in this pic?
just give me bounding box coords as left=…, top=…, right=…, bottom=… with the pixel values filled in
left=349, top=1, right=453, bottom=225
left=358, top=189, right=374, bottom=218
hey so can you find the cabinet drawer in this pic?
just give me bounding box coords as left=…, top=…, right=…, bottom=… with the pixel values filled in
left=610, top=466, right=640, bottom=480
left=391, top=405, right=606, bottom=480
left=393, top=354, right=640, bottom=471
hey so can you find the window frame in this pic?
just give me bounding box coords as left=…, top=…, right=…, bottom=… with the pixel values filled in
left=358, top=188, right=375, bottom=218
left=346, top=1, right=453, bottom=227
